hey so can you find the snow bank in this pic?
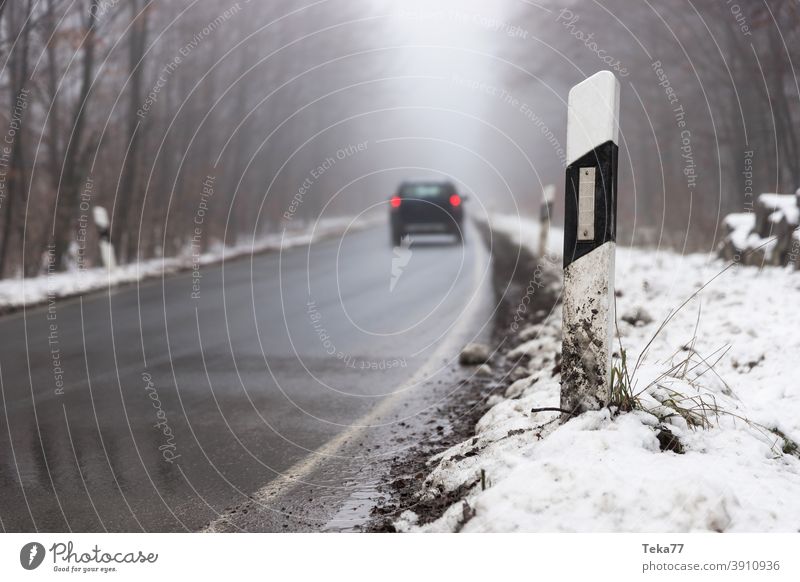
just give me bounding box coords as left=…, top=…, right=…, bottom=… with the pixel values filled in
left=403, top=215, right=800, bottom=532
left=486, top=214, right=563, bottom=259
left=0, top=216, right=377, bottom=311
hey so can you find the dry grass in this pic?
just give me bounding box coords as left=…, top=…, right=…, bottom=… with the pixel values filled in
left=612, top=296, right=797, bottom=458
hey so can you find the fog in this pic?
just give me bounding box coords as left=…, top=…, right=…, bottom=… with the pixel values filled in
left=1, top=0, right=797, bottom=275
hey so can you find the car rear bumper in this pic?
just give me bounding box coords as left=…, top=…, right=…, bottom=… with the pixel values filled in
left=402, top=222, right=452, bottom=233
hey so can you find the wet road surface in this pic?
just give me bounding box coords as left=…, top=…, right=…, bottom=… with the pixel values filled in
left=0, top=223, right=492, bottom=531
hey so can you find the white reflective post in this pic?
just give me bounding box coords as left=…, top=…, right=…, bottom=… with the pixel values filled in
left=92, top=206, right=117, bottom=270
left=561, top=71, right=620, bottom=417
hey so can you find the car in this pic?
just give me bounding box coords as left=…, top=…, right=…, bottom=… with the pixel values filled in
left=389, top=181, right=465, bottom=246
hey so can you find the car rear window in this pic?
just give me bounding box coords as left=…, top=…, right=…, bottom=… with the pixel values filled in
left=400, top=184, right=448, bottom=198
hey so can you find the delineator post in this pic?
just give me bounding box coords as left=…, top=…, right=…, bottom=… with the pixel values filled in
left=561, top=71, right=620, bottom=417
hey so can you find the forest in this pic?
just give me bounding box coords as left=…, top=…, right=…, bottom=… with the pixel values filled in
left=1, top=0, right=798, bottom=277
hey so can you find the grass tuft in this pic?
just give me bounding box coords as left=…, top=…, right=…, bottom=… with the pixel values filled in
left=610, top=347, right=639, bottom=412
left=611, top=294, right=796, bottom=459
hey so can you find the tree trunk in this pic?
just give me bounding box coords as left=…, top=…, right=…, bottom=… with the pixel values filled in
left=0, top=0, right=32, bottom=278
left=118, top=0, right=148, bottom=263
left=52, top=0, right=97, bottom=271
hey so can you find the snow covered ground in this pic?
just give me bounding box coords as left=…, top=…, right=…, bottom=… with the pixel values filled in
left=399, top=215, right=800, bottom=532
left=0, top=216, right=378, bottom=312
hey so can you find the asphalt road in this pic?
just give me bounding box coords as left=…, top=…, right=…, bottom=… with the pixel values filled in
left=0, top=222, right=492, bottom=532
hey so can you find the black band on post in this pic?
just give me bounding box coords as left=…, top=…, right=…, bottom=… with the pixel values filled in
left=563, top=140, right=618, bottom=269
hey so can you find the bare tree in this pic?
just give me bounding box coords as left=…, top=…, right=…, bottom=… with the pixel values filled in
left=51, top=0, right=97, bottom=270
left=0, top=0, right=33, bottom=277
left=117, top=0, right=149, bottom=262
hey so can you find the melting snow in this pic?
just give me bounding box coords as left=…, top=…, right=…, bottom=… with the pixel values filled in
left=403, top=216, right=800, bottom=532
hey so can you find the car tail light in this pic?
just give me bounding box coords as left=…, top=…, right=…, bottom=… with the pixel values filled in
left=449, top=194, right=461, bottom=207
left=390, top=195, right=402, bottom=208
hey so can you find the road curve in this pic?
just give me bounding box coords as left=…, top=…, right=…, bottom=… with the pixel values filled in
left=0, top=222, right=493, bottom=532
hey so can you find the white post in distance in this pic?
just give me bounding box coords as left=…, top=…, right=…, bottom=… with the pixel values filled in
left=561, top=71, right=620, bottom=417
left=92, top=206, right=117, bottom=270
left=539, top=184, right=555, bottom=257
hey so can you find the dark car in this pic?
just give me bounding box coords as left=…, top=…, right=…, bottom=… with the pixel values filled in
left=389, top=181, right=465, bottom=246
